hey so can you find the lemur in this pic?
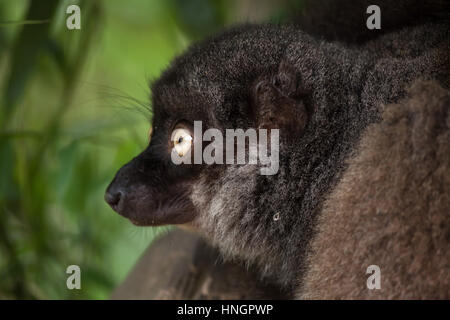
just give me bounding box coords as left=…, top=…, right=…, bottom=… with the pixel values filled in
left=106, top=0, right=449, bottom=299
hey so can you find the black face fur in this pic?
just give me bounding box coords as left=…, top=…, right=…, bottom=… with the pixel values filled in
left=106, top=22, right=448, bottom=288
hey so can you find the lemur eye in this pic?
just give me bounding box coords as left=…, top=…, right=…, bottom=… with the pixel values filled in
left=171, top=128, right=193, bottom=157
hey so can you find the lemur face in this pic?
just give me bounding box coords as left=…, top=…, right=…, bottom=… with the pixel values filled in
left=104, top=82, right=213, bottom=227
left=103, top=76, right=269, bottom=227
left=105, top=79, right=305, bottom=228
left=105, top=26, right=307, bottom=231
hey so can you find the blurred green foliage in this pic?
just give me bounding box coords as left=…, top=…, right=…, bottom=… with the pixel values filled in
left=0, top=0, right=301, bottom=299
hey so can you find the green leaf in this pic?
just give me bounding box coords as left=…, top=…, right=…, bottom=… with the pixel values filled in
left=2, top=0, right=59, bottom=119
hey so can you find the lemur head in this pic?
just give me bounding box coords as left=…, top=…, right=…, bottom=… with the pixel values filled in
left=105, top=25, right=322, bottom=286
left=105, top=25, right=305, bottom=223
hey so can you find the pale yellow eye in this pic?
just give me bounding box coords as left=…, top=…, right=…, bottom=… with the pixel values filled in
left=171, top=128, right=193, bottom=157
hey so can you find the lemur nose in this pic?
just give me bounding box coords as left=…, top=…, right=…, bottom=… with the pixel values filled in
left=105, top=187, right=124, bottom=211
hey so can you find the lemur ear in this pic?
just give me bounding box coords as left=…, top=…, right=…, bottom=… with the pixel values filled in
left=250, top=65, right=309, bottom=138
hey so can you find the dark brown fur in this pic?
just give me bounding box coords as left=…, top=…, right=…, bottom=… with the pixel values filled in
left=300, top=80, right=450, bottom=299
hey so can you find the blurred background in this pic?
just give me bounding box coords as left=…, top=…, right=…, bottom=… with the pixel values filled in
left=0, top=0, right=301, bottom=299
